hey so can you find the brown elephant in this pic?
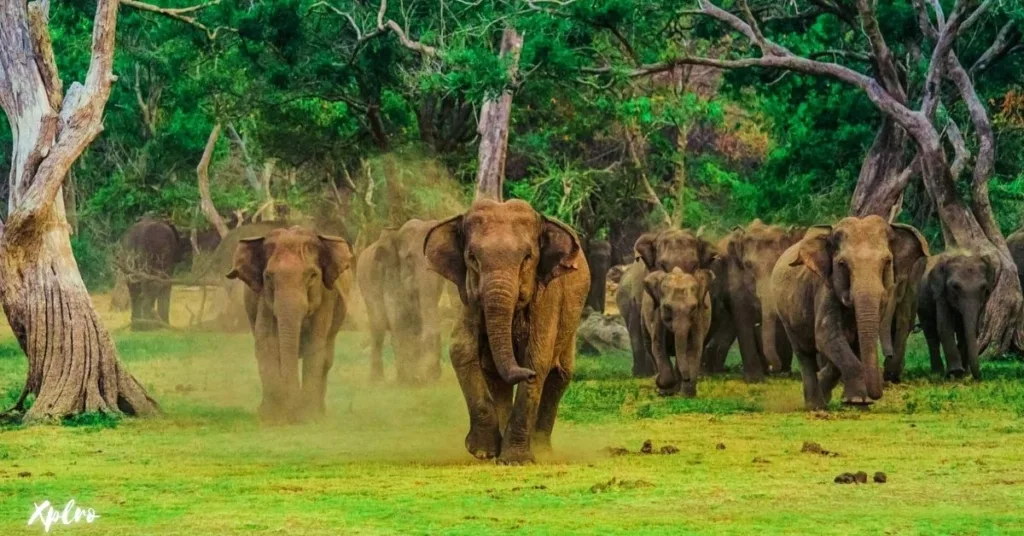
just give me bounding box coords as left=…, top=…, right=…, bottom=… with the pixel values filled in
left=772, top=217, right=916, bottom=409
left=880, top=224, right=930, bottom=383
left=119, top=217, right=191, bottom=329
left=918, top=252, right=995, bottom=379
left=357, top=220, right=447, bottom=383
left=703, top=220, right=804, bottom=380
left=642, top=268, right=714, bottom=397
left=227, top=226, right=353, bottom=423
left=616, top=229, right=716, bottom=377
left=424, top=199, right=590, bottom=464
left=1005, top=229, right=1024, bottom=297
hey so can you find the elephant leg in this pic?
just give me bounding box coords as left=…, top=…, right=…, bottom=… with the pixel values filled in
left=534, top=343, right=575, bottom=451
left=300, top=343, right=331, bottom=420
left=156, top=283, right=171, bottom=325
left=419, top=293, right=444, bottom=382
left=817, top=359, right=841, bottom=404
left=885, top=298, right=914, bottom=384
left=484, top=371, right=514, bottom=432
left=774, top=318, right=794, bottom=374
left=936, top=300, right=965, bottom=377
left=499, top=368, right=548, bottom=465
left=796, top=351, right=826, bottom=411
left=368, top=327, right=386, bottom=382
left=650, top=325, right=677, bottom=395
left=818, top=331, right=870, bottom=405
left=253, top=311, right=286, bottom=423
left=627, top=307, right=655, bottom=377
left=128, top=282, right=144, bottom=324
left=731, top=296, right=764, bottom=382
left=920, top=315, right=944, bottom=375
left=449, top=315, right=501, bottom=460
left=680, top=326, right=706, bottom=398
left=702, top=316, right=734, bottom=374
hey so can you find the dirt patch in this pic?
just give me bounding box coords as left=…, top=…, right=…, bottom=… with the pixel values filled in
left=801, top=441, right=840, bottom=457
left=17, top=471, right=31, bottom=478
left=716, top=442, right=726, bottom=450
left=603, top=447, right=630, bottom=457
left=752, top=457, right=771, bottom=464
left=604, top=440, right=679, bottom=457
left=660, top=445, right=679, bottom=455
left=590, top=477, right=655, bottom=493
left=641, top=440, right=654, bottom=454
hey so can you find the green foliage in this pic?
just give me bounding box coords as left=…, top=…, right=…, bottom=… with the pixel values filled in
left=60, top=412, right=121, bottom=430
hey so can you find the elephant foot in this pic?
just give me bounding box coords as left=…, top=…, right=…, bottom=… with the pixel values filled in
left=947, top=368, right=965, bottom=379
left=531, top=433, right=553, bottom=454
left=842, top=395, right=874, bottom=407
left=679, top=381, right=697, bottom=398
left=804, top=400, right=828, bottom=412
left=497, top=447, right=535, bottom=466
left=465, top=425, right=502, bottom=460
left=883, top=371, right=902, bottom=384
left=657, top=387, right=676, bottom=397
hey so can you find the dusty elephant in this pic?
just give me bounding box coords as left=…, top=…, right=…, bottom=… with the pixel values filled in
left=424, top=199, right=590, bottom=464
left=880, top=224, right=930, bottom=383
left=227, top=226, right=353, bottom=423
left=772, top=217, right=916, bottom=409
left=616, top=229, right=716, bottom=377
left=918, top=252, right=994, bottom=380
left=357, top=219, right=447, bottom=383
left=119, top=217, right=191, bottom=329
left=642, top=268, right=714, bottom=397
left=703, top=220, right=803, bottom=380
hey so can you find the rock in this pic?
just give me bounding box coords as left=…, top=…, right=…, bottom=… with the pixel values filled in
left=854, top=471, right=868, bottom=484
left=873, top=472, right=887, bottom=483
left=659, top=445, right=679, bottom=455
left=801, top=441, right=839, bottom=457
left=577, top=309, right=630, bottom=355
left=640, top=440, right=654, bottom=454
left=716, top=443, right=726, bottom=450
left=834, top=472, right=856, bottom=484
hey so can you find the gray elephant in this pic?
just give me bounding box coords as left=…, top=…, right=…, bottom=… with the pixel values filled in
left=880, top=224, right=930, bottom=383
left=642, top=268, right=714, bottom=397
left=119, top=217, right=191, bottom=329
left=918, top=252, right=994, bottom=379
left=357, top=219, right=447, bottom=383
left=227, top=226, right=353, bottom=423
left=772, top=217, right=919, bottom=409
left=424, top=199, right=590, bottom=465
left=616, top=229, right=717, bottom=377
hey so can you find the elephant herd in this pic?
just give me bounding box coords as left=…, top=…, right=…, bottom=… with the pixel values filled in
left=117, top=202, right=1024, bottom=462
left=616, top=215, right=1019, bottom=410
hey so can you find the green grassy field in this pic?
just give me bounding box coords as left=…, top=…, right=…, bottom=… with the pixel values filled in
left=2, top=295, right=1024, bottom=534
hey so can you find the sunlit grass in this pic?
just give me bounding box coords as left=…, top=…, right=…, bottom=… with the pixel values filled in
left=1, top=294, right=1024, bottom=534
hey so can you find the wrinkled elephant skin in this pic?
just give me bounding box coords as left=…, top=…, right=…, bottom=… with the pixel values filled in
left=641, top=268, right=714, bottom=397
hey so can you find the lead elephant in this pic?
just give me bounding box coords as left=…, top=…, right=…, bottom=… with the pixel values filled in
left=357, top=220, right=447, bottom=383
left=772, top=217, right=916, bottom=409
left=424, top=199, right=590, bottom=464
left=616, top=229, right=716, bottom=377
left=119, top=217, right=191, bottom=329
left=642, top=268, right=714, bottom=397
left=227, top=226, right=353, bottom=423
left=918, top=252, right=994, bottom=379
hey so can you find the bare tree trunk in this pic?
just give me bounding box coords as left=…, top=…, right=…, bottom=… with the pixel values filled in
left=0, top=0, right=157, bottom=421
left=850, top=119, right=913, bottom=218
left=474, top=27, right=523, bottom=202
left=63, top=169, right=78, bottom=235
left=197, top=123, right=228, bottom=239
left=226, top=124, right=261, bottom=193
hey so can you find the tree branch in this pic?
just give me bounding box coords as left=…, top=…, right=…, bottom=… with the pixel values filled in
left=970, top=21, right=1020, bottom=75
left=120, top=0, right=232, bottom=40
left=197, top=124, right=228, bottom=239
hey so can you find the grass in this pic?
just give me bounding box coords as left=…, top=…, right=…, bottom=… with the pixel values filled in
left=2, top=293, right=1024, bottom=534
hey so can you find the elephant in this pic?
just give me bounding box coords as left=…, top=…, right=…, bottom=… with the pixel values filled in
left=584, top=239, right=612, bottom=313
left=917, top=252, right=995, bottom=379
left=357, top=219, right=447, bottom=383
left=208, top=221, right=291, bottom=331
left=702, top=220, right=804, bottom=380
left=424, top=199, right=590, bottom=464
left=772, top=216, right=917, bottom=409
left=227, top=226, right=353, bottom=423
left=616, top=229, right=717, bottom=377
left=880, top=224, right=930, bottom=383
left=119, top=217, right=191, bottom=329
left=641, top=268, right=714, bottom=397
left=1005, top=229, right=1024, bottom=295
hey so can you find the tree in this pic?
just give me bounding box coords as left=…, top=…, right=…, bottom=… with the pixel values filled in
left=0, top=0, right=157, bottom=420
left=581, top=0, right=1022, bottom=350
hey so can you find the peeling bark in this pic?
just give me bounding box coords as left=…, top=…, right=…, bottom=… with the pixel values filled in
left=474, top=27, right=523, bottom=202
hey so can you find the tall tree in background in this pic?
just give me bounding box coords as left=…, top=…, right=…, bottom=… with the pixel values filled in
left=581, top=0, right=1021, bottom=350
left=0, top=0, right=158, bottom=420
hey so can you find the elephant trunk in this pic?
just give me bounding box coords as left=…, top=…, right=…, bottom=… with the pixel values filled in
left=482, top=274, right=536, bottom=384
left=853, top=289, right=884, bottom=400
left=758, top=286, right=782, bottom=373
left=274, top=294, right=306, bottom=413
left=674, top=319, right=697, bottom=397
left=962, top=301, right=983, bottom=378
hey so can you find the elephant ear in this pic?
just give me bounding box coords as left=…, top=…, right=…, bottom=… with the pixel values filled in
left=698, top=237, right=720, bottom=269
left=789, top=233, right=833, bottom=281
left=890, top=223, right=930, bottom=278
left=643, top=271, right=667, bottom=306
left=318, top=235, right=353, bottom=289
left=695, top=269, right=716, bottom=307
left=226, top=237, right=267, bottom=293
left=539, top=217, right=583, bottom=285
left=424, top=215, right=468, bottom=304
left=634, top=232, right=659, bottom=270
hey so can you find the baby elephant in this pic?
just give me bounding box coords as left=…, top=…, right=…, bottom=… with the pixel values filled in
left=642, top=268, right=714, bottom=397
left=227, top=226, right=353, bottom=423
left=918, top=252, right=994, bottom=380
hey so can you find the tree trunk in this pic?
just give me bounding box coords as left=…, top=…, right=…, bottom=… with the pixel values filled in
left=197, top=123, right=228, bottom=239
left=0, top=0, right=158, bottom=421
left=474, top=27, right=523, bottom=202
left=585, top=240, right=611, bottom=313
left=850, top=119, right=913, bottom=218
